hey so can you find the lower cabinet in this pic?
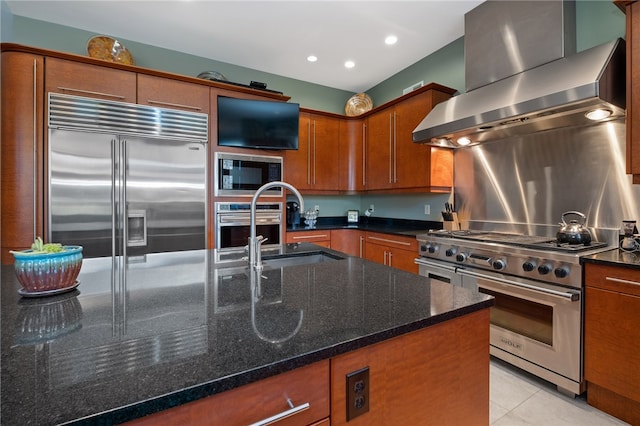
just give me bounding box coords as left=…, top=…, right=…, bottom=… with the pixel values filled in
left=126, top=361, right=330, bottom=426
left=363, top=232, right=418, bottom=274
left=330, top=229, right=366, bottom=257
left=584, top=262, right=640, bottom=425
left=285, top=230, right=331, bottom=247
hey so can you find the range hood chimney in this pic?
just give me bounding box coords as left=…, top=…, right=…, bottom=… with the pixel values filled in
left=413, top=1, right=626, bottom=148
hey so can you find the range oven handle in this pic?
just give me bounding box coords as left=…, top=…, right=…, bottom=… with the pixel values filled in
left=458, top=269, right=580, bottom=302
left=414, top=257, right=458, bottom=273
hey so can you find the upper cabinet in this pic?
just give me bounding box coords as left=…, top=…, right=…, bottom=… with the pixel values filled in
left=622, top=1, right=640, bottom=183
left=284, top=112, right=340, bottom=192
left=365, top=86, right=455, bottom=192
left=137, top=74, right=210, bottom=114
left=44, top=57, right=137, bottom=103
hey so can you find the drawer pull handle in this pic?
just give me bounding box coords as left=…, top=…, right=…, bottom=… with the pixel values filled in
left=292, top=234, right=328, bottom=240
left=606, top=276, right=640, bottom=287
left=249, top=398, right=310, bottom=426
left=368, top=236, right=411, bottom=246
left=146, top=99, right=202, bottom=111
left=57, top=87, right=125, bottom=99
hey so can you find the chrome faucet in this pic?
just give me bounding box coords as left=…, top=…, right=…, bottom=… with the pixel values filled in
left=249, top=181, right=304, bottom=271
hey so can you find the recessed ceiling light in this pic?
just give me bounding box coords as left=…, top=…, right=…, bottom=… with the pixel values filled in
left=385, top=35, right=398, bottom=45
left=344, top=60, right=355, bottom=69
left=307, top=55, right=318, bottom=63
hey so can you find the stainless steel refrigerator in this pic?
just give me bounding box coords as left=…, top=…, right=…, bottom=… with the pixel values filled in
left=48, top=93, right=208, bottom=258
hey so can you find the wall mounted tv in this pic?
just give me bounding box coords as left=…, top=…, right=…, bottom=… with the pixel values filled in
left=217, top=96, right=300, bottom=150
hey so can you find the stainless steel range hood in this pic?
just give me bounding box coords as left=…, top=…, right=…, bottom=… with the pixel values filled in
left=413, top=1, right=626, bottom=148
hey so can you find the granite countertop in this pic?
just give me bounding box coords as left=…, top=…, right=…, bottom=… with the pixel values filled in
left=286, top=216, right=442, bottom=238
left=581, top=247, right=640, bottom=269
left=1, top=244, right=493, bottom=425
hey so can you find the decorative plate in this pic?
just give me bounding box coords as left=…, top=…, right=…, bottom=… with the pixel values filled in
left=345, top=93, right=373, bottom=116
left=87, top=35, right=134, bottom=65
left=197, top=71, right=228, bottom=81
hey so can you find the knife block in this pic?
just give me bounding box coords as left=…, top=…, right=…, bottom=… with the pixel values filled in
left=443, top=212, right=460, bottom=231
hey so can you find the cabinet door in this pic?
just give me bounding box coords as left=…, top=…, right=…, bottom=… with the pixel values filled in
left=389, top=248, right=419, bottom=274
left=137, top=74, right=210, bottom=113
left=366, top=108, right=394, bottom=190
left=311, top=115, right=340, bottom=191
left=1, top=52, right=45, bottom=263
left=627, top=1, right=640, bottom=182
left=331, top=230, right=365, bottom=257
left=45, top=57, right=137, bottom=102
left=339, top=119, right=366, bottom=191
left=285, top=112, right=312, bottom=190
left=364, top=241, right=388, bottom=265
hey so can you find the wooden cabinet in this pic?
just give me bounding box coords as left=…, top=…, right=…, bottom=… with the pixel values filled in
left=1, top=52, right=45, bottom=263
left=137, top=74, right=210, bottom=113
left=286, top=230, right=331, bottom=247
left=339, top=119, right=366, bottom=192
left=330, top=309, right=490, bottom=425
left=363, top=232, right=418, bottom=273
left=365, top=88, right=454, bottom=192
left=285, top=112, right=340, bottom=192
left=126, top=360, right=330, bottom=426
left=619, top=1, right=640, bottom=183
left=330, top=229, right=366, bottom=257
left=44, top=57, right=137, bottom=102
left=584, top=262, right=640, bottom=424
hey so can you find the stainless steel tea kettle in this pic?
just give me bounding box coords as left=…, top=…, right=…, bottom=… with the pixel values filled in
left=556, top=211, right=592, bottom=245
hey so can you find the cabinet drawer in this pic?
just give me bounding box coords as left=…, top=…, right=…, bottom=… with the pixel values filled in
left=286, top=230, right=331, bottom=245
left=127, top=360, right=329, bottom=425
left=584, top=263, right=640, bottom=296
left=45, top=57, right=137, bottom=102
left=137, top=74, right=210, bottom=113
left=365, top=232, right=417, bottom=251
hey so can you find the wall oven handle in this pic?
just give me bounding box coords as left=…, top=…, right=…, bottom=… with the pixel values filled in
left=459, top=269, right=580, bottom=301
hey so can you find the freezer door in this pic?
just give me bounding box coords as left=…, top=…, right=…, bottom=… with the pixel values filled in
left=49, top=129, right=116, bottom=257
left=123, top=137, right=206, bottom=256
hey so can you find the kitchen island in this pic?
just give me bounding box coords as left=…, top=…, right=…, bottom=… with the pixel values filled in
left=1, top=244, right=493, bottom=425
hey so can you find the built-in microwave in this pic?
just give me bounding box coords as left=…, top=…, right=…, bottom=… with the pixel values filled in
left=214, top=152, right=283, bottom=197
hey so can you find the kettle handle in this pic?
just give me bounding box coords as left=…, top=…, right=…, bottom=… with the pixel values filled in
left=561, top=211, right=587, bottom=225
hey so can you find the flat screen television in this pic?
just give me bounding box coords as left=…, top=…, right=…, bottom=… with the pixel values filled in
left=217, top=96, right=299, bottom=150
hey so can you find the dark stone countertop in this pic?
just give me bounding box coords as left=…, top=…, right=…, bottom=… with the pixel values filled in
left=286, top=216, right=442, bottom=238
left=1, top=244, right=493, bottom=425
left=581, top=247, right=640, bottom=270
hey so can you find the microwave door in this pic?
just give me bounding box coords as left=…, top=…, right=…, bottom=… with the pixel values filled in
left=123, top=137, right=207, bottom=256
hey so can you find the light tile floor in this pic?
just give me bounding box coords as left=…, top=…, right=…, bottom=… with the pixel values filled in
left=490, top=357, right=629, bottom=425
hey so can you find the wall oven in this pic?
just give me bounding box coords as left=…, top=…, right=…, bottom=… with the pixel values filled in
left=215, top=202, right=282, bottom=261
left=214, top=152, right=282, bottom=197
left=415, top=229, right=612, bottom=396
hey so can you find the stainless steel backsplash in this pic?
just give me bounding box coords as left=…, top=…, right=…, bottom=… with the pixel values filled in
left=454, top=120, right=639, bottom=243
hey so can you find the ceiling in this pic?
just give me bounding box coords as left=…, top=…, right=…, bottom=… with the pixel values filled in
left=6, top=0, right=483, bottom=93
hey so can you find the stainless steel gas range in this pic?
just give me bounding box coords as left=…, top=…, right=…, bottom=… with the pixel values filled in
left=415, top=229, right=613, bottom=396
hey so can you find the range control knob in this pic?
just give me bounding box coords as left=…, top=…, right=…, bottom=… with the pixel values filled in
left=456, top=253, right=467, bottom=262
left=445, top=248, right=457, bottom=257
left=428, top=244, right=437, bottom=254
left=420, top=244, right=428, bottom=253
left=522, top=261, right=536, bottom=272
left=492, top=259, right=506, bottom=270
left=537, top=264, right=552, bottom=275
left=554, top=267, right=569, bottom=279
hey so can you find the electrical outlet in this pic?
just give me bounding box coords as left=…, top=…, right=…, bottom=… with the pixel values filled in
left=346, top=367, right=370, bottom=421
left=314, top=205, right=320, bottom=211
left=424, top=204, right=430, bottom=215
left=369, top=204, right=375, bottom=212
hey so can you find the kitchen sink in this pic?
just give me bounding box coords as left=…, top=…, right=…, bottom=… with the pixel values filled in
left=261, top=251, right=345, bottom=268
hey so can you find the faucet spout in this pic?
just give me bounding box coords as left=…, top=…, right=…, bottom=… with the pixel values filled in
left=249, top=181, right=304, bottom=270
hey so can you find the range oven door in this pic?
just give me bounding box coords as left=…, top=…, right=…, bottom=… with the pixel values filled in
left=459, top=268, right=583, bottom=392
